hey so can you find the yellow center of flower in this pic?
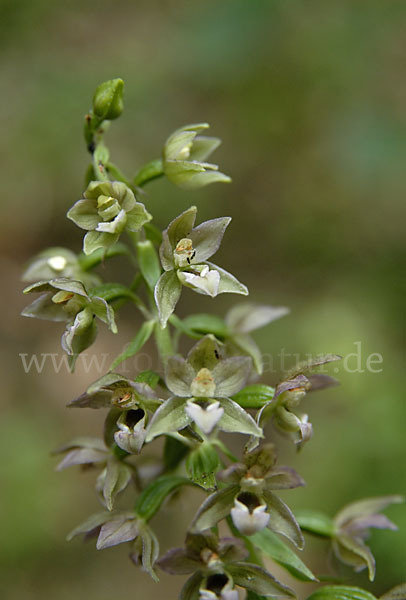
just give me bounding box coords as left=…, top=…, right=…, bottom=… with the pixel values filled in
left=190, top=367, right=216, bottom=398
left=174, top=237, right=196, bottom=267
left=112, top=387, right=136, bottom=408
left=177, top=143, right=192, bottom=160
left=97, top=195, right=121, bottom=221
left=51, top=290, right=75, bottom=304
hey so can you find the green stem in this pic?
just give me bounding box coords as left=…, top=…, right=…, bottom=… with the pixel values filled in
left=154, top=321, right=174, bottom=362
left=134, top=158, right=164, bottom=187
left=106, top=162, right=133, bottom=187
left=92, top=150, right=110, bottom=182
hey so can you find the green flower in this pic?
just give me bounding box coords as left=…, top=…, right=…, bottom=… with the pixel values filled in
left=332, top=496, right=402, bottom=581
left=22, top=246, right=101, bottom=289
left=68, top=372, right=163, bottom=454
left=67, top=181, right=152, bottom=254
left=155, top=206, right=248, bottom=327
left=191, top=444, right=304, bottom=549
left=158, top=531, right=294, bottom=600
left=53, top=437, right=132, bottom=510
left=146, top=335, right=260, bottom=441
left=163, top=123, right=231, bottom=190
left=180, top=302, right=290, bottom=375
left=247, top=355, right=341, bottom=451
left=21, top=278, right=117, bottom=361
left=67, top=509, right=159, bottom=580
left=298, top=495, right=404, bottom=581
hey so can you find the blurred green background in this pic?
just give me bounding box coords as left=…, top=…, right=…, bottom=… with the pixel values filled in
left=1, top=1, right=405, bottom=598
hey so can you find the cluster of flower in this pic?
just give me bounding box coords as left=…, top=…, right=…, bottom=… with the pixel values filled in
left=22, top=79, right=403, bottom=600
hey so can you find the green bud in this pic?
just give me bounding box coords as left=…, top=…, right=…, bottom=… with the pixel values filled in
left=93, top=78, right=124, bottom=120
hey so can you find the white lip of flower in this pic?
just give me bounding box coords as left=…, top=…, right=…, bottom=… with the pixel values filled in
left=114, top=419, right=146, bottom=454
left=47, top=256, right=68, bottom=271
left=199, top=591, right=217, bottom=600
left=230, top=498, right=270, bottom=536
left=190, top=368, right=216, bottom=397
left=96, top=208, right=127, bottom=233
left=174, top=237, right=196, bottom=267
left=185, top=400, right=224, bottom=434
left=180, top=265, right=220, bottom=297
left=199, top=588, right=239, bottom=600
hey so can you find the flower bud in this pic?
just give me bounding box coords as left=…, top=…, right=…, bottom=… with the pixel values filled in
left=93, top=78, right=124, bottom=120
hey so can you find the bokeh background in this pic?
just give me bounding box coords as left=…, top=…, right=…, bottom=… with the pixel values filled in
left=1, top=1, right=405, bottom=598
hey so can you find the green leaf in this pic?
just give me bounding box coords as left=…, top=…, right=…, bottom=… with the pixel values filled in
left=154, top=270, right=182, bottom=327
left=296, top=510, right=336, bottom=538
left=78, top=242, right=130, bottom=271
left=186, top=443, right=219, bottom=491
left=182, top=313, right=230, bottom=338
left=227, top=563, right=295, bottom=598
left=305, top=586, right=377, bottom=600
left=137, top=240, right=162, bottom=290
left=169, top=314, right=202, bottom=339
left=251, top=528, right=318, bottom=582
left=89, top=282, right=137, bottom=303
left=145, top=396, right=190, bottom=441
left=133, top=158, right=164, bottom=187
left=109, top=320, right=155, bottom=370
left=134, top=369, right=161, bottom=388
left=135, top=475, right=193, bottom=521
left=232, top=384, right=275, bottom=409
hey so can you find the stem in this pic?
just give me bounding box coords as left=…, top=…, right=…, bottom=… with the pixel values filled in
left=154, top=322, right=174, bottom=361
left=134, top=158, right=164, bottom=187
left=93, top=152, right=110, bottom=182
left=106, top=162, right=133, bottom=187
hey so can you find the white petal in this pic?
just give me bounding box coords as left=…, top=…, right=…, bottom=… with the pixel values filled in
left=96, top=209, right=127, bottom=233
left=179, top=268, right=220, bottom=297
left=231, top=499, right=270, bottom=536
left=185, top=400, right=224, bottom=434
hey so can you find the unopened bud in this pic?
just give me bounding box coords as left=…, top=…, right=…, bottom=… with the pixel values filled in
left=93, top=78, right=124, bottom=120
